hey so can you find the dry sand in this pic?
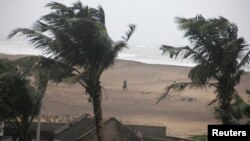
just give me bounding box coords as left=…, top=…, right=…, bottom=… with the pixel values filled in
left=1, top=54, right=250, bottom=138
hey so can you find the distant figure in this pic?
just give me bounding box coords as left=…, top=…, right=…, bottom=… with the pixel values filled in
left=123, top=79, right=128, bottom=91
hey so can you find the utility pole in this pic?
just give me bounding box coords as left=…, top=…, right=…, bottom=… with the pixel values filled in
left=0, top=121, right=4, bottom=136
left=36, top=113, right=41, bottom=141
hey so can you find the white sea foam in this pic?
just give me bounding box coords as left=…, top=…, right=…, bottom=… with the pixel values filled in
left=0, top=41, right=42, bottom=55
left=0, top=41, right=249, bottom=71
left=118, top=45, right=196, bottom=67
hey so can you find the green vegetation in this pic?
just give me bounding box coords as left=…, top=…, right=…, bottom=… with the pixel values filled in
left=0, top=59, right=43, bottom=141
left=8, top=1, right=135, bottom=141
left=159, top=15, right=250, bottom=124
left=190, top=135, right=207, bottom=141
left=221, top=89, right=250, bottom=124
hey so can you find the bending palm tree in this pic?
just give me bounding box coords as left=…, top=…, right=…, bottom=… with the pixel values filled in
left=9, top=1, right=136, bottom=140
left=158, top=15, right=249, bottom=124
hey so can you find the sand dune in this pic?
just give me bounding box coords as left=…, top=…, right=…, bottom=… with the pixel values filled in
left=1, top=54, right=250, bottom=138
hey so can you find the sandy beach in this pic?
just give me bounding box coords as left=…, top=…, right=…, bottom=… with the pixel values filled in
left=1, top=54, right=250, bottom=138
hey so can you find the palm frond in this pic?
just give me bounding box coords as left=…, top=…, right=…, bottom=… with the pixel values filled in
left=32, top=21, right=49, bottom=33
left=188, top=64, right=217, bottom=85
left=12, top=56, right=39, bottom=67
left=230, top=94, right=247, bottom=120
left=246, top=89, right=250, bottom=95
left=87, top=5, right=106, bottom=25
left=207, top=98, right=218, bottom=106
left=40, top=12, right=68, bottom=25
left=0, top=59, right=13, bottom=75
left=160, top=45, right=183, bottom=58
left=121, top=24, right=136, bottom=42
left=12, top=56, right=78, bottom=83
left=157, top=82, right=202, bottom=104
left=97, top=5, right=105, bottom=25
left=238, top=50, right=250, bottom=68
left=214, top=107, right=240, bottom=124
left=161, top=45, right=193, bottom=58
left=157, top=81, right=218, bottom=104
left=231, top=70, right=245, bottom=85
left=98, top=24, right=136, bottom=72
left=160, top=45, right=209, bottom=65
left=72, top=0, right=84, bottom=10
left=97, top=24, right=136, bottom=72
left=8, top=28, right=54, bottom=52
left=46, top=1, right=69, bottom=12
left=222, top=40, right=239, bottom=66
left=38, top=57, right=75, bottom=73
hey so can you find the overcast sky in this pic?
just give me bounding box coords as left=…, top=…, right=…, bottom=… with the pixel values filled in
left=0, top=0, right=249, bottom=47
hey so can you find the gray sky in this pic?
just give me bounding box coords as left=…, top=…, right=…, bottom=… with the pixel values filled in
left=0, top=0, right=249, bottom=47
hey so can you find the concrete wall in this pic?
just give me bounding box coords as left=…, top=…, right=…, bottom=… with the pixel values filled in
left=143, top=136, right=189, bottom=141
left=0, top=136, right=12, bottom=141
left=125, top=125, right=166, bottom=138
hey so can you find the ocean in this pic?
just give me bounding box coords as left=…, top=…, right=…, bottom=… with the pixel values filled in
left=0, top=40, right=195, bottom=67
left=0, top=40, right=249, bottom=71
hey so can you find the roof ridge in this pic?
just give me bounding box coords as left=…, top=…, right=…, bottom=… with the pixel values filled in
left=75, top=117, right=112, bottom=140
left=53, top=115, right=86, bottom=135
left=76, top=117, right=141, bottom=140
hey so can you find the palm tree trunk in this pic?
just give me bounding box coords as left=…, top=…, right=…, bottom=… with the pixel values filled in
left=218, top=79, right=234, bottom=124
left=92, top=87, right=105, bottom=141
left=18, top=116, right=32, bottom=141
left=18, top=129, right=32, bottom=141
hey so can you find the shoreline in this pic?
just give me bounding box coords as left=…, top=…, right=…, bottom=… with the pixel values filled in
left=1, top=53, right=249, bottom=72
left=0, top=52, right=194, bottom=69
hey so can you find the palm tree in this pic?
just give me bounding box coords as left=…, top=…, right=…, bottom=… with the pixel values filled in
left=245, top=89, right=250, bottom=123
left=12, top=56, right=50, bottom=141
left=18, top=56, right=75, bottom=141
left=8, top=1, right=136, bottom=140
left=0, top=59, right=43, bottom=141
left=5, top=55, right=71, bottom=141
left=0, top=56, right=85, bottom=141
left=158, top=15, right=250, bottom=124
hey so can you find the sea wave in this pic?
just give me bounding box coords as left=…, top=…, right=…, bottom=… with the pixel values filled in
left=0, top=41, right=41, bottom=55
left=0, top=41, right=249, bottom=71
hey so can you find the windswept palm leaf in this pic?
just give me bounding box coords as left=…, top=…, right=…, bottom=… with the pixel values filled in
left=157, top=82, right=214, bottom=104
left=238, top=50, right=250, bottom=68
left=246, top=89, right=250, bottom=95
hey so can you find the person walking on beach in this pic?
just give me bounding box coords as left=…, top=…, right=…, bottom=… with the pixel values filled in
left=123, top=79, right=128, bottom=91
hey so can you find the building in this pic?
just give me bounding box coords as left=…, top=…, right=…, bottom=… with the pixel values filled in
left=125, top=125, right=189, bottom=141
left=3, top=116, right=189, bottom=141
left=75, top=118, right=140, bottom=141
left=4, top=122, right=66, bottom=141
left=53, top=116, right=140, bottom=141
